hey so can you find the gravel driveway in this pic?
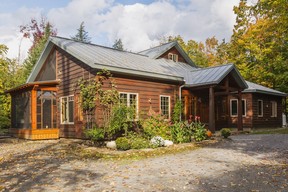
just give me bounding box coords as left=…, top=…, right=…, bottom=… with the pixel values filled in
left=0, top=134, right=287, bottom=192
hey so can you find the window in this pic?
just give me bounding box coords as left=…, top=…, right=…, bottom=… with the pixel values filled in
left=168, top=53, right=178, bottom=62
left=119, top=92, right=138, bottom=118
left=160, top=95, right=170, bottom=119
left=230, top=99, right=246, bottom=117
left=61, top=95, right=74, bottom=124
left=271, top=101, right=277, bottom=117
left=258, top=100, right=263, bottom=117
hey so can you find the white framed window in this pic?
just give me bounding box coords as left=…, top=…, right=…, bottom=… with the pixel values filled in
left=168, top=53, right=178, bottom=62
left=257, top=100, right=263, bottom=117
left=119, top=92, right=138, bottom=118
left=271, top=101, right=277, bottom=117
left=60, top=95, right=74, bottom=124
left=160, top=95, right=170, bottom=119
left=230, top=99, right=246, bottom=117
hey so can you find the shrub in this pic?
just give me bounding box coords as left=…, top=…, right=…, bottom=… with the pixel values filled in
left=84, top=127, right=105, bottom=141
left=142, top=114, right=171, bottom=140
left=108, top=104, right=135, bottom=138
left=220, top=128, right=231, bottom=138
left=115, top=137, right=131, bottom=150
left=171, top=122, right=191, bottom=143
left=191, top=117, right=207, bottom=142
left=172, top=99, right=183, bottom=123
left=150, top=136, right=165, bottom=147
left=130, top=137, right=150, bottom=149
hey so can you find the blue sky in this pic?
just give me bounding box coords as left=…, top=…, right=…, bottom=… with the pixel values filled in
left=0, top=0, right=241, bottom=60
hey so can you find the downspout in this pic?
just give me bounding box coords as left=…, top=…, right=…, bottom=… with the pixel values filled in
left=179, top=80, right=186, bottom=121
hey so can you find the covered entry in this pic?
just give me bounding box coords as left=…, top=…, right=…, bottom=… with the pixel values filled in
left=7, top=80, right=59, bottom=140
left=181, top=64, right=248, bottom=132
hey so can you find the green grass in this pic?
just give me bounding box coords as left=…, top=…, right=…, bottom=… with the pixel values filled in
left=252, top=128, right=288, bottom=134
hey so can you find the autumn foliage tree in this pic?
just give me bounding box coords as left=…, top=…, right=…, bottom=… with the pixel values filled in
left=20, top=17, right=57, bottom=80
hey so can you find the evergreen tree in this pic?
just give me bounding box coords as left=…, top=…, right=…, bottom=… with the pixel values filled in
left=112, top=39, right=124, bottom=51
left=71, top=22, right=91, bottom=43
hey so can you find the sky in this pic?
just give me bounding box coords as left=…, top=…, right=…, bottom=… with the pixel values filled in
left=0, top=0, right=242, bottom=61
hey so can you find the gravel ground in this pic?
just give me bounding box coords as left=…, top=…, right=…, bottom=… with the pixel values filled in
left=0, top=134, right=287, bottom=192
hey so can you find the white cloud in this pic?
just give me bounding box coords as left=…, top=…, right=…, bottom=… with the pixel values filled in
left=1, top=0, right=241, bottom=60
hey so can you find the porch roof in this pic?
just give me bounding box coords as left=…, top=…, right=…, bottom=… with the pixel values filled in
left=243, top=81, right=287, bottom=97
left=183, top=64, right=248, bottom=89
left=5, top=80, right=60, bottom=94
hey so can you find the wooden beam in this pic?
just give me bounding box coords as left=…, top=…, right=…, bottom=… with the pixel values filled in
left=31, top=86, right=38, bottom=130
left=237, top=90, right=243, bottom=131
left=209, top=86, right=215, bottom=133
left=214, top=92, right=238, bottom=96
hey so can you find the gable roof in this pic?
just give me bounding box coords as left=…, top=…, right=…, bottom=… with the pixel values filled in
left=27, top=36, right=197, bottom=83
left=183, top=64, right=248, bottom=89
left=243, top=81, right=287, bottom=97
left=138, top=41, right=197, bottom=67
left=26, top=37, right=247, bottom=91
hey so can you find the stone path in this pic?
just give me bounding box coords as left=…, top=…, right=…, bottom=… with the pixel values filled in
left=0, top=134, right=287, bottom=192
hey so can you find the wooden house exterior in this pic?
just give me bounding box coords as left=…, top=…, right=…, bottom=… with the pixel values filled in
left=6, top=36, right=287, bottom=139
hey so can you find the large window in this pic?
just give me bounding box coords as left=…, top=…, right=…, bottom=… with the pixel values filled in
left=61, top=95, right=74, bottom=124
left=12, top=92, right=31, bottom=129
left=271, top=101, right=277, bottom=117
left=119, top=92, right=138, bottom=118
left=258, top=100, right=263, bottom=117
left=160, top=95, right=170, bottom=119
left=230, top=99, right=246, bottom=117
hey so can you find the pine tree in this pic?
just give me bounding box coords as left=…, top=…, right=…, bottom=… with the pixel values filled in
left=112, top=39, right=124, bottom=51
left=71, top=22, right=91, bottom=43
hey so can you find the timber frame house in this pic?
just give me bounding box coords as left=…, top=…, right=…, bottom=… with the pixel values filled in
left=6, top=36, right=287, bottom=139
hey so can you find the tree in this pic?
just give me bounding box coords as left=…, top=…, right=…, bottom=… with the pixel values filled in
left=71, top=22, right=91, bottom=43
left=0, top=45, right=24, bottom=130
left=112, top=39, right=124, bottom=51
left=228, top=0, right=288, bottom=93
left=20, top=17, right=57, bottom=80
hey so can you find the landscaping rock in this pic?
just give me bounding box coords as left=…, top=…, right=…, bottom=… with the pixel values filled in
left=106, top=141, right=116, bottom=149
left=164, top=140, right=173, bottom=147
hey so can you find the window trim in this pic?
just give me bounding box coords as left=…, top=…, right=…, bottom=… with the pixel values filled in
left=119, top=92, right=139, bottom=119
left=168, top=53, right=178, bottom=62
left=257, top=100, right=263, bottom=117
left=60, top=95, right=74, bottom=125
left=160, top=95, right=171, bottom=120
left=230, top=99, right=246, bottom=117
left=271, top=101, right=277, bottom=117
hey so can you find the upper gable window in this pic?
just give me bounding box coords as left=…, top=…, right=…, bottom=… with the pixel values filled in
left=168, top=53, right=178, bottom=62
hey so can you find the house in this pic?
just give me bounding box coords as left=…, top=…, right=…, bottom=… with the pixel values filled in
left=6, top=36, right=287, bottom=139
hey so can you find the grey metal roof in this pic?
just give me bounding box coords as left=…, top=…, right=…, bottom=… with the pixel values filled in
left=28, top=36, right=197, bottom=82
left=183, top=64, right=248, bottom=89
left=243, top=81, right=287, bottom=97
left=138, top=41, right=197, bottom=67
left=138, top=41, right=176, bottom=59
left=27, top=37, right=249, bottom=91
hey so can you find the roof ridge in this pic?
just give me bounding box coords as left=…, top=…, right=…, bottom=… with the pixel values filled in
left=138, top=41, right=176, bottom=53
left=50, top=36, right=149, bottom=57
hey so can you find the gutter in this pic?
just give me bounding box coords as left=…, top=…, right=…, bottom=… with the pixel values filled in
left=179, top=81, right=186, bottom=121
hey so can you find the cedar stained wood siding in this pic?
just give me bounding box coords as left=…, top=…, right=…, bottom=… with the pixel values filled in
left=56, top=47, right=93, bottom=138
left=252, top=93, right=283, bottom=128
left=228, top=93, right=253, bottom=128
left=159, top=47, right=187, bottom=63
left=56, top=47, right=178, bottom=138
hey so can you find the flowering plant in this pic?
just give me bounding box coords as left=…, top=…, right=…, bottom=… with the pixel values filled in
left=150, top=136, right=165, bottom=147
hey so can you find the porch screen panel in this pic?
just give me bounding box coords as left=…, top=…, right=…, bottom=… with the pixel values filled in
left=12, top=91, right=31, bottom=129
left=37, top=90, right=57, bottom=129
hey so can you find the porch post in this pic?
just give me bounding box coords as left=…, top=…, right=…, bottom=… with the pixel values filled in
left=31, top=85, right=38, bottom=130
left=237, top=90, right=243, bottom=131
left=209, top=86, right=215, bottom=133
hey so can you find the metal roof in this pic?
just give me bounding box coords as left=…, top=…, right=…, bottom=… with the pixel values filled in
left=183, top=64, right=248, bottom=89
left=28, top=36, right=199, bottom=82
left=243, top=81, right=287, bottom=97
left=138, top=41, right=197, bottom=67
left=27, top=37, right=249, bottom=91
